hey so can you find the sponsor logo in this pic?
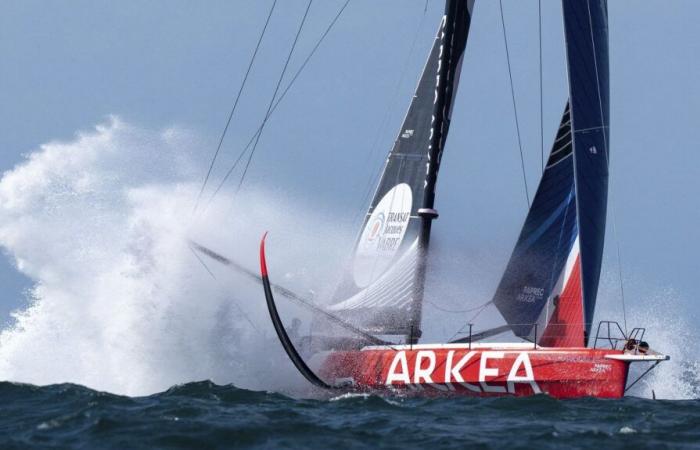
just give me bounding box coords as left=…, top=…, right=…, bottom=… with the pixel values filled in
left=517, top=286, right=545, bottom=304
left=385, top=350, right=542, bottom=394
left=353, top=183, right=412, bottom=287
left=367, top=213, right=385, bottom=242
left=590, top=363, right=611, bottom=374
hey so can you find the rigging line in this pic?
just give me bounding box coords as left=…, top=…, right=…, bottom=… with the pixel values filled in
left=538, top=0, right=544, bottom=174
left=188, top=239, right=388, bottom=345
left=499, top=0, right=530, bottom=208
left=424, top=298, right=493, bottom=314
left=192, top=0, right=278, bottom=216
left=202, top=0, right=350, bottom=214
left=187, top=243, right=260, bottom=333
left=585, top=2, right=627, bottom=334
left=447, top=300, right=494, bottom=343
left=611, top=206, right=628, bottom=334
left=234, top=0, right=314, bottom=198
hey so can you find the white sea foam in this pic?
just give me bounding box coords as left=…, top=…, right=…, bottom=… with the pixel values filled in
left=596, top=272, right=700, bottom=400
left=625, top=289, right=700, bottom=400
left=329, top=392, right=371, bottom=402
left=0, top=118, right=343, bottom=396
left=1, top=118, right=697, bottom=400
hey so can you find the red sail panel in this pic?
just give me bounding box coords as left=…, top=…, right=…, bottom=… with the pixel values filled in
left=539, top=256, right=584, bottom=347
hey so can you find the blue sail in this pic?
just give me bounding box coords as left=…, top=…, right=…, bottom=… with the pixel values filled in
left=563, top=0, right=610, bottom=342
left=492, top=105, right=583, bottom=343
left=493, top=0, right=610, bottom=346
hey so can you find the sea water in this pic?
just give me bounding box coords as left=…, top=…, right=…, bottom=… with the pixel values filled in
left=1, top=381, right=699, bottom=449
left=1, top=119, right=698, bottom=448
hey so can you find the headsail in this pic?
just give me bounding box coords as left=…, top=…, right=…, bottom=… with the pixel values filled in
left=493, top=104, right=584, bottom=347
left=493, top=0, right=609, bottom=347
left=323, top=1, right=474, bottom=339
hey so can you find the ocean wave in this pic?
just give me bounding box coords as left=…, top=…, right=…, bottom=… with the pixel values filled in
left=1, top=381, right=699, bottom=449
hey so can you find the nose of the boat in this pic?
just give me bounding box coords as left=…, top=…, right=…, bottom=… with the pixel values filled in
left=604, top=352, right=670, bottom=362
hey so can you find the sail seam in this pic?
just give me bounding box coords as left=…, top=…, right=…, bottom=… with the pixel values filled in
left=553, top=128, right=572, bottom=144
left=549, top=142, right=572, bottom=159
left=574, top=125, right=609, bottom=133
left=545, top=152, right=573, bottom=170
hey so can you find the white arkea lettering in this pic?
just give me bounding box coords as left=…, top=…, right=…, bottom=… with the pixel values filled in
left=507, top=352, right=542, bottom=394
left=386, top=351, right=410, bottom=385
left=414, top=351, right=436, bottom=384
left=479, top=351, right=507, bottom=393
left=385, top=349, right=541, bottom=395
left=445, top=350, right=481, bottom=392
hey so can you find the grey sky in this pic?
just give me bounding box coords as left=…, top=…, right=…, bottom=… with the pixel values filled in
left=1, top=0, right=698, bottom=327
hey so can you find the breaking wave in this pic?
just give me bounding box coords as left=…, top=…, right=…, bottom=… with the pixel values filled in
left=0, top=118, right=341, bottom=396
left=0, top=118, right=697, bottom=400
left=596, top=272, right=700, bottom=400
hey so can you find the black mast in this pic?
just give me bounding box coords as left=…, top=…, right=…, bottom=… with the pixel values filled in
left=409, top=0, right=473, bottom=343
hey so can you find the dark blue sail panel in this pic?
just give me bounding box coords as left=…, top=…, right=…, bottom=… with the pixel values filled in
left=563, top=0, right=610, bottom=341
left=493, top=105, right=580, bottom=339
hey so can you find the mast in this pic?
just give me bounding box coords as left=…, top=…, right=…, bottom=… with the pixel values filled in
left=410, top=0, right=473, bottom=342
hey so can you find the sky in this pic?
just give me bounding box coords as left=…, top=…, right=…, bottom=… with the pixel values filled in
left=1, top=0, right=699, bottom=332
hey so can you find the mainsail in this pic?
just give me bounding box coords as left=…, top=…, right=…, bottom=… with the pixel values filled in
left=324, top=0, right=474, bottom=339
left=493, top=0, right=609, bottom=347
left=564, top=0, right=610, bottom=342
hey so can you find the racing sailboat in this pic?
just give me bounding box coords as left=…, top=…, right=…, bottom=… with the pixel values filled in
left=256, top=0, right=669, bottom=398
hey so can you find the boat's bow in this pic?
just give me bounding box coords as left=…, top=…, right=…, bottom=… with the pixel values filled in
left=259, top=232, right=335, bottom=390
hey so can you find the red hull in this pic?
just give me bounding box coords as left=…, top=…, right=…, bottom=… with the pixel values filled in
left=318, top=343, right=631, bottom=399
